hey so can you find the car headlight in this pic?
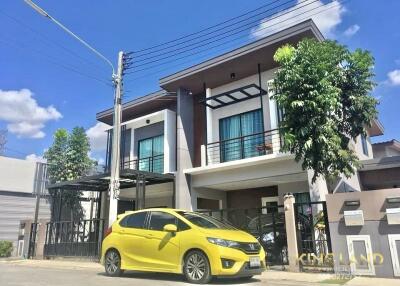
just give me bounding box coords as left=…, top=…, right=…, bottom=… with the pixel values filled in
left=207, top=237, right=240, bottom=248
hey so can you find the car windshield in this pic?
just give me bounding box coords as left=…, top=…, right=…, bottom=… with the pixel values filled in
left=176, top=211, right=235, bottom=230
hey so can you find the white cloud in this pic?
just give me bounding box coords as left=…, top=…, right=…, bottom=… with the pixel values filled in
left=251, top=0, right=346, bottom=39
left=25, top=153, right=47, bottom=163
left=387, top=69, right=400, bottom=86
left=343, top=24, right=360, bottom=37
left=0, top=89, right=62, bottom=138
left=86, top=122, right=110, bottom=151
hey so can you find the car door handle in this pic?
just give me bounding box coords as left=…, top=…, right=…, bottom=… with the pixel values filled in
left=145, top=234, right=154, bottom=239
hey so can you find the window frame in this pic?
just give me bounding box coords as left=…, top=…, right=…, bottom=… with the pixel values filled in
left=137, top=134, right=164, bottom=173
left=147, top=211, right=191, bottom=232
left=119, top=211, right=149, bottom=229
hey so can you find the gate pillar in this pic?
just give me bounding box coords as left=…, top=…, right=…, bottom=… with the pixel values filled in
left=284, top=194, right=300, bottom=272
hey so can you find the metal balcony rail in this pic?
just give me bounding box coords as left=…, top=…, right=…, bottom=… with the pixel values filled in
left=206, top=129, right=282, bottom=165
left=121, top=154, right=164, bottom=174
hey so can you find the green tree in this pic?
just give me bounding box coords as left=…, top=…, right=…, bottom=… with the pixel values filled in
left=273, top=39, right=378, bottom=183
left=44, top=127, right=95, bottom=221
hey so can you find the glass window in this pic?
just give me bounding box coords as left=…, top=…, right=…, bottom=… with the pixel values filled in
left=219, top=109, right=264, bottom=162
left=361, top=135, right=369, bottom=156
left=120, top=212, right=148, bottom=229
left=138, top=135, right=164, bottom=173
left=177, top=211, right=235, bottom=230
left=148, top=211, right=177, bottom=231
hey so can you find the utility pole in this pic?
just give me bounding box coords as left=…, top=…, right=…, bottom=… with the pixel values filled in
left=108, top=51, right=124, bottom=226
left=0, top=130, right=7, bottom=156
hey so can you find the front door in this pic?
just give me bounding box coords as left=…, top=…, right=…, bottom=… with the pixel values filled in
left=144, top=211, right=181, bottom=271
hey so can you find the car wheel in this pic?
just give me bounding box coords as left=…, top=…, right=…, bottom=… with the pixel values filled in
left=184, top=250, right=212, bottom=284
left=104, top=249, right=123, bottom=277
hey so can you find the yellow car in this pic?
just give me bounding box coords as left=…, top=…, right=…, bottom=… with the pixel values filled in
left=101, top=208, right=266, bottom=284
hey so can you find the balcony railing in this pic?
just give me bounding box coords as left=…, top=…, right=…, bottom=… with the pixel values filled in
left=205, top=129, right=282, bottom=165
left=122, top=154, right=164, bottom=174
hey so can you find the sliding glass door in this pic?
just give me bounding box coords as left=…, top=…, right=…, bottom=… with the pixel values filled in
left=219, top=109, right=264, bottom=162
left=138, top=135, right=164, bottom=173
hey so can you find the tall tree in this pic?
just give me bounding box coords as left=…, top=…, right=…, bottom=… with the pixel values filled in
left=273, top=39, right=378, bottom=183
left=44, top=127, right=95, bottom=221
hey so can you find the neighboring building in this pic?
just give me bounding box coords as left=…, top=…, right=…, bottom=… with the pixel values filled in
left=0, top=156, right=50, bottom=256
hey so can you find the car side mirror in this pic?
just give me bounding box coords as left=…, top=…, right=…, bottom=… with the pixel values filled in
left=163, top=224, right=177, bottom=233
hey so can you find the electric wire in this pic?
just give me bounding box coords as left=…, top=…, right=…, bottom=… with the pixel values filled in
left=125, top=0, right=345, bottom=77
left=0, top=9, right=110, bottom=75
left=0, top=36, right=113, bottom=87
left=131, top=0, right=296, bottom=57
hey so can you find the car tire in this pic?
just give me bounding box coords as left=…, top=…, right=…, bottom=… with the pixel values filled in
left=183, top=250, right=212, bottom=284
left=104, top=249, right=123, bottom=277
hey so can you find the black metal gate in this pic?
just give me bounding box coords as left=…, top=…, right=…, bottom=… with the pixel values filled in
left=201, top=206, right=288, bottom=267
left=28, top=223, right=38, bottom=258
left=294, top=201, right=333, bottom=271
left=43, top=219, right=105, bottom=260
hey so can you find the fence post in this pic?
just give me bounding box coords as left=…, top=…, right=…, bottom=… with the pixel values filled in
left=284, top=193, right=299, bottom=272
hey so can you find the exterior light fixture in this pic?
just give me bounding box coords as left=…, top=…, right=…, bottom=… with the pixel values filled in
left=146, top=119, right=150, bottom=124
left=344, top=200, right=360, bottom=207
left=230, top=72, right=236, bottom=79
left=387, top=196, right=400, bottom=203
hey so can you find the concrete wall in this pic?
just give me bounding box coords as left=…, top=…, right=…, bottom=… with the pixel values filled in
left=0, top=156, right=37, bottom=193
left=326, top=188, right=400, bottom=278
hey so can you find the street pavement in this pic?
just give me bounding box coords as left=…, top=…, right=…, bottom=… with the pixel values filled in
left=0, top=260, right=327, bottom=286
left=0, top=260, right=397, bottom=286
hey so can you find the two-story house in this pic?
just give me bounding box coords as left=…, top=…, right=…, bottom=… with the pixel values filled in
left=92, top=20, right=382, bottom=221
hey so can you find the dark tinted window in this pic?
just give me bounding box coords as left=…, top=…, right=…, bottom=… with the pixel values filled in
left=120, top=212, right=147, bottom=229
left=149, top=211, right=177, bottom=231
left=177, top=211, right=235, bottom=230
left=177, top=219, right=191, bottom=231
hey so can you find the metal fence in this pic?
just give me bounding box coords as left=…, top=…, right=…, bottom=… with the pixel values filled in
left=294, top=201, right=333, bottom=271
left=205, top=129, right=282, bottom=165
left=201, top=206, right=288, bottom=267
left=44, top=219, right=105, bottom=259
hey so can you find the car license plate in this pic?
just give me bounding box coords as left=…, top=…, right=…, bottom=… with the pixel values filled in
left=249, top=257, right=260, bottom=268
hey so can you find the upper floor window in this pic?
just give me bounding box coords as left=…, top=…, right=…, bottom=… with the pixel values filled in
left=138, top=135, right=164, bottom=173
left=361, top=134, right=369, bottom=156
left=219, top=109, right=263, bottom=162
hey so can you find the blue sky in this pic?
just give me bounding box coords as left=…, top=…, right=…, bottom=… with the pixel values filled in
left=1, top=0, right=399, bottom=163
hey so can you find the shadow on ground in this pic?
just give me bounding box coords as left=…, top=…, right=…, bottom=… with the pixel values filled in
left=97, top=271, right=261, bottom=284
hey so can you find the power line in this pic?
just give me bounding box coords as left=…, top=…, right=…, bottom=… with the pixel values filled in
left=128, top=0, right=320, bottom=68
left=0, top=36, right=112, bottom=87
left=132, top=0, right=295, bottom=57
left=125, top=0, right=345, bottom=76
left=0, top=9, right=109, bottom=74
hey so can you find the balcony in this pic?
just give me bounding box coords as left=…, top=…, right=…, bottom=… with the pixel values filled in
left=204, top=129, right=282, bottom=165
left=122, top=154, right=164, bottom=174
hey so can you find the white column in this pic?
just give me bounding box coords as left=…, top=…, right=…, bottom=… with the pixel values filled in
left=267, top=79, right=280, bottom=153
left=283, top=194, right=300, bottom=272
left=205, top=88, right=213, bottom=164
left=163, top=109, right=176, bottom=173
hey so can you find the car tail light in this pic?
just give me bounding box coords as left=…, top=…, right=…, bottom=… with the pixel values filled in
left=104, top=226, right=112, bottom=238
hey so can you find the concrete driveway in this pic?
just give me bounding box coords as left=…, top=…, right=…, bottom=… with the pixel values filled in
left=0, top=260, right=331, bottom=286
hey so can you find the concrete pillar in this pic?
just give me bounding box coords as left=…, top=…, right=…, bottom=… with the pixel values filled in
left=164, top=109, right=177, bottom=173
left=283, top=193, right=299, bottom=272
left=176, top=88, right=194, bottom=210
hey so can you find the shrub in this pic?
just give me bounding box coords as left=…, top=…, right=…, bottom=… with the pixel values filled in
left=0, top=241, right=13, bottom=257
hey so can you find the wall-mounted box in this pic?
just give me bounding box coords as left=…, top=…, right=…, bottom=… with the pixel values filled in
left=344, top=210, right=364, bottom=226
left=386, top=208, right=400, bottom=225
